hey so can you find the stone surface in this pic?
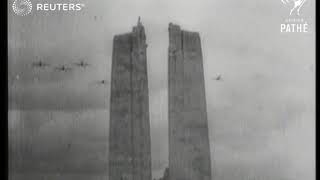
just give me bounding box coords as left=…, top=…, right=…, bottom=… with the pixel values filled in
left=109, top=21, right=151, bottom=180
left=159, top=168, right=169, bottom=180
left=168, top=23, right=212, bottom=180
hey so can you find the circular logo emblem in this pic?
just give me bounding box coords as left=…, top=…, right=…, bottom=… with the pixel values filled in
left=281, top=0, right=306, bottom=16
left=12, top=0, right=32, bottom=16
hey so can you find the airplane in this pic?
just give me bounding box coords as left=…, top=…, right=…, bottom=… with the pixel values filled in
left=31, top=60, right=50, bottom=68
left=97, top=80, right=108, bottom=85
left=54, top=65, right=72, bottom=72
left=214, top=74, right=222, bottom=81
left=94, top=79, right=109, bottom=85
left=73, top=60, right=90, bottom=68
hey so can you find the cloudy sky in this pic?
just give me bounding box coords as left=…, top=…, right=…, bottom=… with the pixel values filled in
left=8, top=0, right=315, bottom=179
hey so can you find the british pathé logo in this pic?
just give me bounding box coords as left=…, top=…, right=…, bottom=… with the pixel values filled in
left=280, top=0, right=309, bottom=33
left=12, top=0, right=33, bottom=16
left=281, top=0, right=306, bottom=16
left=280, top=18, right=308, bottom=33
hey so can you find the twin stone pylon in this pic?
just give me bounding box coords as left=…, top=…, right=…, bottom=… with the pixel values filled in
left=109, top=21, right=212, bottom=180
left=109, top=20, right=151, bottom=180
left=167, top=23, right=212, bottom=180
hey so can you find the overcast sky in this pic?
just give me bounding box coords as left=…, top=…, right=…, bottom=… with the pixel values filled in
left=8, top=0, right=315, bottom=179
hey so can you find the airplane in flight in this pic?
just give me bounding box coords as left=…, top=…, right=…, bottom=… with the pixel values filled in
left=31, top=60, right=50, bottom=68
left=213, top=74, right=222, bottom=81
left=54, top=65, right=72, bottom=72
left=94, top=79, right=109, bottom=85
left=98, top=80, right=108, bottom=84
left=73, top=60, right=90, bottom=68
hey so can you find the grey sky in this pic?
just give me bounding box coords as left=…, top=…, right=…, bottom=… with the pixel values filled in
left=8, top=0, right=315, bottom=179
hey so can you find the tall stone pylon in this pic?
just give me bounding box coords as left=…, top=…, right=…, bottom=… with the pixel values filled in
left=109, top=19, right=151, bottom=180
left=168, top=23, right=212, bottom=180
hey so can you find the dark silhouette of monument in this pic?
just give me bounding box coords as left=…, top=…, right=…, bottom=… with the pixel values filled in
left=168, top=23, right=212, bottom=180
left=109, top=19, right=151, bottom=180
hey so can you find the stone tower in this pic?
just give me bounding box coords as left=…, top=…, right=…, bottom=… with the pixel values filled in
left=109, top=19, right=151, bottom=180
left=168, top=23, right=212, bottom=180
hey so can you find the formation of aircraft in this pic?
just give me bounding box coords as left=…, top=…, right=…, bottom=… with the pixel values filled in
left=31, top=59, right=91, bottom=72
left=30, top=59, right=106, bottom=85
left=30, top=57, right=219, bottom=86
left=31, top=58, right=92, bottom=72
